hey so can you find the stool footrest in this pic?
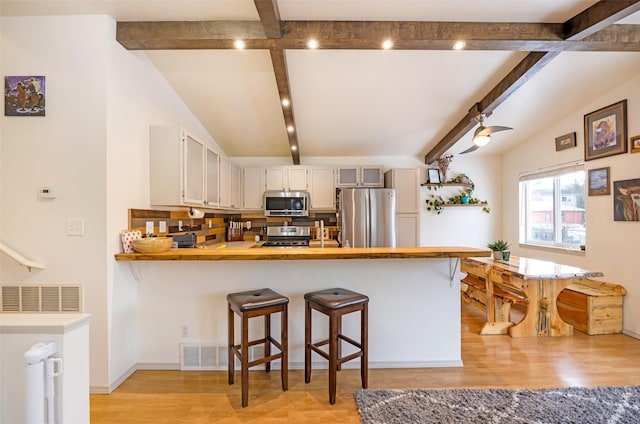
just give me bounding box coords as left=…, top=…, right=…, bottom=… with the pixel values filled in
left=248, top=353, right=283, bottom=368
left=338, top=334, right=362, bottom=350
left=309, top=344, right=330, bottom=360
left=338, top=351, right=363, bottom=365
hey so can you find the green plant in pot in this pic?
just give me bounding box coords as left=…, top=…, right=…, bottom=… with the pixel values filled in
left=487, top=239, right=510, bottom=261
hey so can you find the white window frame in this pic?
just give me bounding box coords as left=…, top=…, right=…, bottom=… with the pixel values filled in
left=519, top=162, right=586, bottom=251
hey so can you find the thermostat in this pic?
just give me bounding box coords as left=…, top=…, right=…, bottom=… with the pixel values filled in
left=38, top=186, right=56, bottom=199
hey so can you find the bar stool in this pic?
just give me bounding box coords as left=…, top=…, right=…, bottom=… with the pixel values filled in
left=304, top=287, right=369, bottom=404
left=227, top=288, right=288, bottom=407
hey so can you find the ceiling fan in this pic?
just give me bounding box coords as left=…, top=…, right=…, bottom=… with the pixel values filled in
left=460, top=113, right=512, bottom=154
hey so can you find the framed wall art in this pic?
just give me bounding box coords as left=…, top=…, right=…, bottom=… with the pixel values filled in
left=427, top=168, right=441, bottom=184
left=588, top=167, right=610, bottom=196
left=584, top=99, right=627, bottom=161
left=613, top=177, right=640, bottom=221
left=555, top=132, right=576, bottom=151
left=4, top=75, right=46, bottom=116
left=630, top=135, right=640, bottom=154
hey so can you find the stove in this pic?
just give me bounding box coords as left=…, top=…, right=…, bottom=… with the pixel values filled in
left=262, top=226, right=311, bottom=248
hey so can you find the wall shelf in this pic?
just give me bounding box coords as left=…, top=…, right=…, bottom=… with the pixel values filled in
left=421, top=183, right=470, bottom=187
left=441, top=203, right=488, bottom=208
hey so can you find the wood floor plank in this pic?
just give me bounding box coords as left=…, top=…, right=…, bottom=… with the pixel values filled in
left=90, top=303, right=640, bottom=423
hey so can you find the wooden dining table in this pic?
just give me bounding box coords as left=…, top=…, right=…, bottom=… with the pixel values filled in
left=461, top=256, right=604, bottom=337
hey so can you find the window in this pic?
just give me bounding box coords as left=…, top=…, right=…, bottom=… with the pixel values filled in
left=519, top=164, right=586, bottom=249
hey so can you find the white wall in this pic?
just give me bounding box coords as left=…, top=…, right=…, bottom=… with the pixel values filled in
left=1, top=14, right=226, bottom=392
left=502, top=72, right=640, bottom=338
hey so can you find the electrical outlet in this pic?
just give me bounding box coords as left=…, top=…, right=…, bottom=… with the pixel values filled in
left=146, top=221, right=154, bottom=235
left=181, top=324, right=190, bottom=337
left=159, top=221, right=167, bottom=233
left=66, top=218, right=85, bottom=236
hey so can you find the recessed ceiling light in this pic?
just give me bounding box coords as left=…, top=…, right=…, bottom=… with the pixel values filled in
left=234, top=39, right=246, bottom=49
left=382, top=39, right=393, bottom=50
left=282, top=99, right=290, bottom=107
left=291, top=145, right=298, bottom=151
left=307, top=39, right=319, bottom=49
left=287, top=125, right=295, bottom=133
left=453, top=40, right=466, bottom=50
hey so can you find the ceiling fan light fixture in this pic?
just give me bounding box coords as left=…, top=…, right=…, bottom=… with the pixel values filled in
left=473, top=134, right=491, bottom=147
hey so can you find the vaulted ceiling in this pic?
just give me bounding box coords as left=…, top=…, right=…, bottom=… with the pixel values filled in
left=3, top=1, right=640, bottom=165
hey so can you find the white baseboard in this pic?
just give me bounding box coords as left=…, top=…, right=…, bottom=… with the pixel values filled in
left=623, top=328, right=640, bottom=339
left=90, top=364, right=137, bottom=394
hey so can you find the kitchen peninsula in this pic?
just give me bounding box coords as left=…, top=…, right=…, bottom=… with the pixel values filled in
left=115, top=246, right=489, bottom=370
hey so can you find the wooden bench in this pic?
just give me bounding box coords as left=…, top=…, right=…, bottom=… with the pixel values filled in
left=461, top=274, right=527, bottom=322
left=557, top=278, right=626, bottom=335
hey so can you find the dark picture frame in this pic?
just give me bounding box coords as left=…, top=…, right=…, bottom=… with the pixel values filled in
left=4, top=75, right=46, bottom=116
left=613, top=177, right=640, bottom=221
left=427, top=168, right=441, bottom=184
left=555, top=132, right=576, bottom=151
left=584, top=99, right=627, bottom=161
left=630, top=135, right=640, bottom=154
left=588, top=167, right=610, bottom=196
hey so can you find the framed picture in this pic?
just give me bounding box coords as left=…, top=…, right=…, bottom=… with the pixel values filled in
left=555, top=132, right=576, bottom=151
left=4, top=75, right=46, bottom=116
left=613, top=177, right=640, bottom=221
left=588, top=167, right=610, bottom=196
left=427, top=168, right=441, bottom=184
left=584, top=99, right=627, bottom=161
left=630, top=135, right=640, bottom=154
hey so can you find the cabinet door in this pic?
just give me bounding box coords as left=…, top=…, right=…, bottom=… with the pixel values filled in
left=337, top=167, right=359, bottom=186
left=309, top=167, right=335, bottom=210
left=266, top=167, right=286, bottom=191
left=287, top=166, right=308, bottom=191
left=389, top=169, right=420, bottom=213
left=361, top=166, right=384, bottom=187
left=219, top=157, right=232, bottom=208
left=205, top=148, right=219, bottom=207
left=183, top=132, right=205, bottom=204
left=231, top=161, right=241, bottom=209
left=396, top=214, right=420, bottom=247
left=243, top=168, right=265, bottom=210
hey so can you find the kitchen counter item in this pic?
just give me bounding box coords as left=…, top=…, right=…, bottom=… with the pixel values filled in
left=262, top=226, right=311, bottom=248
left=132, top=237, right=173, bottom=253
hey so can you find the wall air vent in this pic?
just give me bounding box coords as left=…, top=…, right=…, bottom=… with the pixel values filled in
left=0, top=284, right=82, bottom=313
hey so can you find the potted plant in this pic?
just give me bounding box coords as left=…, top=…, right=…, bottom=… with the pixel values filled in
left=487, top=239, right=510, bottom=261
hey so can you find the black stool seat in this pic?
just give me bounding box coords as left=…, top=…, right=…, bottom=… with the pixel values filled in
left=304, top=288, right=369, bottom=309
left=304, top=287, right=368, bottom=404
left=227, top=288, right=288, bottom=407
left=228, top=288, right=289, bottom=312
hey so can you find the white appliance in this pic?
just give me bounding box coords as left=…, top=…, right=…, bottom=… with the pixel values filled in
left=338, top=188, right=396, bottom=247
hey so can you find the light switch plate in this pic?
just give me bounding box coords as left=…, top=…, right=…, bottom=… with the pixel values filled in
left=66, top=218, right=85, bottom=236
left=159, top=221, right=167, bottom=233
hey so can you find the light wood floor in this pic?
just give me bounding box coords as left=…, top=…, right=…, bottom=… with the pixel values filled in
left=90, top=302, right=640, bottom=423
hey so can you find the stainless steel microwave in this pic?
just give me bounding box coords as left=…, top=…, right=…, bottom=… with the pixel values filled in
left=264, top=190, right=310, bottom=217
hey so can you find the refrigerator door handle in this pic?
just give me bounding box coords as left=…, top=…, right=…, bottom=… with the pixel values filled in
left=364, top=189, right=370, bottom=247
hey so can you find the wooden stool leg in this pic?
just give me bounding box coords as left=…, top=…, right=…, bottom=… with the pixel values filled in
left=328, top=310, right=338, bottom=405
left=264, top=313, right=271, bottom=373
left=241, top=313, right=249, bottom=408
left=228, top=304, right=234, bottom=385
left=304, top=300, right=312, bottom=384
left=361, top=304, right=368, bottom=389
left=281, top=304, right=288, bottom=391
left=337, top=314, right=342, bottom=371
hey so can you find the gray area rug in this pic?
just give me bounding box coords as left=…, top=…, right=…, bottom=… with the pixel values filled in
left=355, top=386, right=640, bottom=423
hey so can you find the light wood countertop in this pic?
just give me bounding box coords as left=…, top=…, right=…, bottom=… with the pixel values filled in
left=462, top=256, right=603, bottom=280
left=115, top=246, right=491, bottom=261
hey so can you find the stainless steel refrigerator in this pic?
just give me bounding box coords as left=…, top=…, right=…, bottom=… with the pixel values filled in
left=338, top=188, right=396, bottom=248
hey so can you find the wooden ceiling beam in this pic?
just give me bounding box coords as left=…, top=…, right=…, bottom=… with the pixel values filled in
left=423, top=0, right=640, bottom=164
left=253, top=0, right=300, bottom=165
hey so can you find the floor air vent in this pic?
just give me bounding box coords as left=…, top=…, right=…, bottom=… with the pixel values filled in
left=1, top=284, right=83, bottom=312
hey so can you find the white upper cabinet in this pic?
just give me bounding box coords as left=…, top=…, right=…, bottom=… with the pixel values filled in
left=219, top=156, right=232, bottom=208
left=308, top=167, right=336, bottom=210
left=243, top=167, right=266, bottom=210
left=205, top=147, right=219, bottom=207
left=231, top=161, right=241, bottom=209
left=265, top=166, right=308, bottom=191
left=150, top=126, right=211, bottom=207
left=337, top=166, right=384, bottom=187
left=384, top=168, right=420, bottom=213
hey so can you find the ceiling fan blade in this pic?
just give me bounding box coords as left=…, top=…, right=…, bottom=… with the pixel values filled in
left=460, top=144, right=481, bottom=154
left=480, top=125, right=513, bottom=136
